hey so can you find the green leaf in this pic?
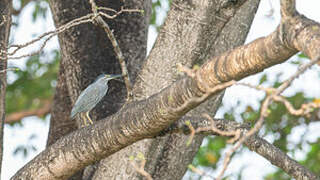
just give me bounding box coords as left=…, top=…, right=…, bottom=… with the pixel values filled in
left=297, top=53, right=309, bottom=59
left=259, top=74, right=268, bottom=85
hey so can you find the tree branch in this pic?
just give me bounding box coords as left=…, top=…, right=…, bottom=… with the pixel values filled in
left=245, top=135, right=317, bottom=180
left=88, top=0, right=139, bottom=100
left=169, top=117, right=317, bottom=180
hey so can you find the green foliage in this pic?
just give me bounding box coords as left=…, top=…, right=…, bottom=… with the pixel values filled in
left=150, top=0, right=161, bottom=26
left=301, top=141, right=320, bottom=174
left=192, top=136, right=227, bottom=168
left=13, top=0, right=49, bottom=21
left=297, top=53, right=309, bottom=59
left=150, top=0, right=171, bottom=31
left=259, top=74, right=268, bottom=84
left=193, top=66, right=320, bottom=179
left=32, top=1, right=48, bottom=22
left=6, top=50, right=59, bottom=122
left=12, top=134, right=37, bottom=158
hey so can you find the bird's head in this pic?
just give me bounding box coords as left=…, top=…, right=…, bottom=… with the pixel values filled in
left=95, top=74, right=122, bottom=82
left=104, top=74, right=122, bottom=80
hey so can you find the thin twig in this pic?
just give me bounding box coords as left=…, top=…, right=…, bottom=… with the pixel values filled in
left=273, top=95, right=320, bottom=116
left=1, top=14, right=95, bottom=60
left=130, top=154, right=153, bottom=180
left=188, top=165, right=215, bottom=179
left=89, top=0, right=134, bottom=100
left=200, top=114, right=241, bottom=144
left=0, top=67, right=19, bottom=74
left=185, top=121, right=195, bottom=146
left=172, top=117, right=317, bottom=179
left=216, top=56, right=320, bottom=180
left=1, top=5, right=141, bottom=60
left=98, top=6, right=143, bottom=19
left=276, top=56, right=320, bottom=94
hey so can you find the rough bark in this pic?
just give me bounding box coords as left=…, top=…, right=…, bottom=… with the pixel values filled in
left=245, top=135, right=318, bottom=180
left=0, top=0, right=11, bottom=177
left=47, top=0, right=151, bottom=178
left=47, top=0, right=150, bottom=145
left=142, top=1, right=260, bottom=179
left=93, top=0, right=261, bottom=178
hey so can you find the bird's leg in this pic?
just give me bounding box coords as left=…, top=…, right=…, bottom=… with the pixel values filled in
left=81, top=113, right=87, bottom=127
left=86, top=111, right=94, bottom=125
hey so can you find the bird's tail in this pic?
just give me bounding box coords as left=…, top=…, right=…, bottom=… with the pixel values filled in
left=70, top=108, right=77, bottom=119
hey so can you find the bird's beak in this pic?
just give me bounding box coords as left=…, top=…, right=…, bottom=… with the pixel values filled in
left=107, top=74, right=122, bottom=80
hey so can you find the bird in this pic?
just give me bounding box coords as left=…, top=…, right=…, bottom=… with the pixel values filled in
left=70, top=74, right=122, bottom=126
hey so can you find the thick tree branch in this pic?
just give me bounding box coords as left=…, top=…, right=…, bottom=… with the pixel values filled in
left=140, top=1, right=260, bottom=179
left=12, top=1, right=320, bottom=179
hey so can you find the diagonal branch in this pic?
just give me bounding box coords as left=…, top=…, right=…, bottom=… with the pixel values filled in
left=164, top=117, right=317, bottom=180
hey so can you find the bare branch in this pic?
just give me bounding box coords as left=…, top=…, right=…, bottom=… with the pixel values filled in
left=273, top=95, right=320, bottom=116
left=276, top=56, right=320, bottom=94
left=245, top=135, right=318, bottom=180
left=174, top=117, right=317, bottom=180
left=0, top=67, right=18, bottom=74
left=188, top=164, right=215, bottom=179
left=1, top=6, right=141, bottom=60
left=1, top=14, right=95, bottom=60
left=88, top=0, right=135, bottom=100
left=216, top=57, right=320, bottom=179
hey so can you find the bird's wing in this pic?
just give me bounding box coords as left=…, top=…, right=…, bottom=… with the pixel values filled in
left=70, top=83, right=108, bottom=118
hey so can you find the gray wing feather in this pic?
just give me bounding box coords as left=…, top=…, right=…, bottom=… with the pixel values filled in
left=70, top=81, right=108, bottom=119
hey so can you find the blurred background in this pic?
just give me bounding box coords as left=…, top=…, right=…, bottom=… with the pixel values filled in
left=2, top=0, right=320, bottom=179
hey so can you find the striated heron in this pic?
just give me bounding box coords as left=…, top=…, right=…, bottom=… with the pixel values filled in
left=70, top=74, right=122, bottom=126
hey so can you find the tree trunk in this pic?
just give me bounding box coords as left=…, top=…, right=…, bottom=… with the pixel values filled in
left=0, top=0, right=11, bottom=177
left=47, top=0, right=151, bottom=178
left=47, top=0, right=260, bottom=179
left=99, top=0, right=260, bottom=179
